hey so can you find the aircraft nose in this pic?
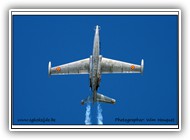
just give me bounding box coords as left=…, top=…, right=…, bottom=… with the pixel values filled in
left=96, top=25, right=100, bottom=30
left=95, top=25, right=100, bottom=34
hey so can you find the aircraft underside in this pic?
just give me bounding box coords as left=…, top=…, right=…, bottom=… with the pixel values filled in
left=48, top=25, right=144, bottom=105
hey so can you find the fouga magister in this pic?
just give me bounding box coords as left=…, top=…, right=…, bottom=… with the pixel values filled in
left=48, top=25, right=144, bottom=105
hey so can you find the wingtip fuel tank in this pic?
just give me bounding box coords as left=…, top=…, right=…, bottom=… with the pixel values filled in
left=48, top=61, right=51, bottom=77
left=141, top=59, right=144, bottom=74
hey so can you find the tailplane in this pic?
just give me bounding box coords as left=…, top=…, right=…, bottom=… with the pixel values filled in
left=81, top=93, right=116, bottom=105
left=96, top=93, right=116, bottom=104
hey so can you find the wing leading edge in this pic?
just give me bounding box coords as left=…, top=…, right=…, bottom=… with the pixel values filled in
left=101, top=57, right=144, bottom=74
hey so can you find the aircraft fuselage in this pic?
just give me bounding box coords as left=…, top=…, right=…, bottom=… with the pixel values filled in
left=90, top=25, right=101, bottom=103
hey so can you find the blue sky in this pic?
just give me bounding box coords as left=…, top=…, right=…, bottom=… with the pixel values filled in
left=13, top=15, right=178, bottom=125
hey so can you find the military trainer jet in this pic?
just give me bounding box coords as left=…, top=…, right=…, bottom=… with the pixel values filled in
left=48, top=25, right=144, bottom=105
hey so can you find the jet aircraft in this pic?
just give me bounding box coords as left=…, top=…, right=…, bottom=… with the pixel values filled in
left=48, top=25, right=144, bottom=105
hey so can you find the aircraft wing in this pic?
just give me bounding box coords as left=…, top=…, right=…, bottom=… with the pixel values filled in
left=101, top=57, right=144, bottom=74
left=48, top=58, right=89, bottom=75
